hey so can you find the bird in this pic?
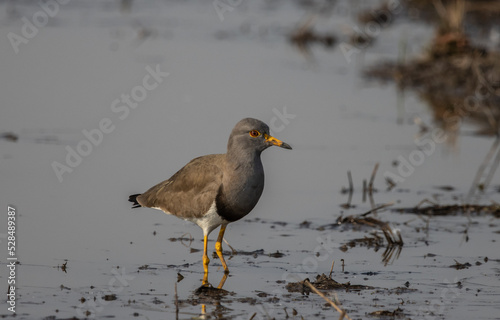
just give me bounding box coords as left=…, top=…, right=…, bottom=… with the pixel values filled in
left=128, top=118, right=291, bottom=284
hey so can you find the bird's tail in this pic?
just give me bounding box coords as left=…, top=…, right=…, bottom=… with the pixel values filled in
left=128, top=194, right=142, bottom=208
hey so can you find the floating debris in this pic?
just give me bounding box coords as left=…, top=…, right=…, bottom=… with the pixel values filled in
left=286, top=273, right=374, bottom=294
left=102, top=294, right=117, bottom=301
left=194, top=285, right=231, bottom=298
left=268, top=251, right=285, bottom=258
left=340, top=233, right=385, bottom=252
left=301, top=278, right=353, bottom=320
left=288, top=14, right=336, bottom=60
left=395, top=203, right=500, bottom=217
left=369, top=307, right=405, bottom=318
left=374, top=286, right=419, bottom=295
left=177, top=273, right=184, bottom=282
left=151, top=297, right=164, bottom=304
left=1, top=132, right=18, bottom=142
left=299, top=220, right=312, bottom=228
left=55, top=261, right=68, bottom=273
left=451, top=259, right=472, bottom=270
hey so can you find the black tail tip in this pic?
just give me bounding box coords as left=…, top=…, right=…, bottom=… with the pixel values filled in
left=128, top=194, right=142, bottom=208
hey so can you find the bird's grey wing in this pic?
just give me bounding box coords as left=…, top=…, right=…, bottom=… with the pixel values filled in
left=137, top=155, right=224, bottom=219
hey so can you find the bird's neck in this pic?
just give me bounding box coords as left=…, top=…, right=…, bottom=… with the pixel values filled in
left=226, top=148, right=262, bottom=170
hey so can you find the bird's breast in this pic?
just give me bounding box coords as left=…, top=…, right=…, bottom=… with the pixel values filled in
left=215, top=164, right=264, bottom=222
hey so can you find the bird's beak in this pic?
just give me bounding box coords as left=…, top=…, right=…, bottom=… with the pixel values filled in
left=264, top=134, right=292, bottom=150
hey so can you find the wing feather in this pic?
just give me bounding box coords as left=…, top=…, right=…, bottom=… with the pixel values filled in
left=137, top=154, right=224, bottom=219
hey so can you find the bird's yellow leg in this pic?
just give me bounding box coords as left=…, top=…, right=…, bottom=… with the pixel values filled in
left=217, top=273, right=228, bottom=289
left=215, top=225, right=229, bottom=274
left=202, top=234, right=210, bottom=286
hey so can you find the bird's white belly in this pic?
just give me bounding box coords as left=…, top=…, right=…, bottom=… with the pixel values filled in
left=151, top=202, right=226, bottom=236
left=188, top=201, right=227, bottom=236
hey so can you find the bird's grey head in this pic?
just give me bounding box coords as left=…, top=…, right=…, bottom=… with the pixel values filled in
left=227, top=118, right=292, bottom=155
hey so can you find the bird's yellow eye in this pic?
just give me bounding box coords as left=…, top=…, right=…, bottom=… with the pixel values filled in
left=249, top=130, right=261, bottom=138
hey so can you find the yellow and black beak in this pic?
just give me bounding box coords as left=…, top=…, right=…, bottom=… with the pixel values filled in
left=264, top=133, right=292, bottom=150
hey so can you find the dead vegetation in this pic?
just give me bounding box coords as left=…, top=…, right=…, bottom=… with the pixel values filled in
left=338, top=164, right=404, bottom=264
left=301, top=278, right=354, bottom=320
left=335, top=204, right=404, bottom=265
left=1, top=132, right=18, bottom=142
left=194, top=285, right=232, bottom=298
left=395, top=202, right=500, bottom=217
left=366, top=0, right=500, bottom=143
left=286, top=273, right=374, bottom=294
left=450, top=259, right=472, bottom=269
left=341, top=164, right=381, bottom=209
left=366, top=49, right=500, bottom=138
left=369, top=307, right=405, bottom=318
left=288, top=15, right=336, bottom=60
left=404, top=0, right=500, bottom=29
left=287, top=274, right=417, bottom=319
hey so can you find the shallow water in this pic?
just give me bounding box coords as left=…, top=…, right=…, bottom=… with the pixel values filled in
left=0, top=1, right=499, bottom=319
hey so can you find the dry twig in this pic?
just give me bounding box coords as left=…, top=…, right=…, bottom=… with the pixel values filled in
left=303, top=280, right=352, bottom=320
left=328, top=260, right=335, bottom=279
left=360, top=202, right=395, bottom=217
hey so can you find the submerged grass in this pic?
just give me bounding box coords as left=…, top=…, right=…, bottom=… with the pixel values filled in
left=395, top=202, right=500, bottom=217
